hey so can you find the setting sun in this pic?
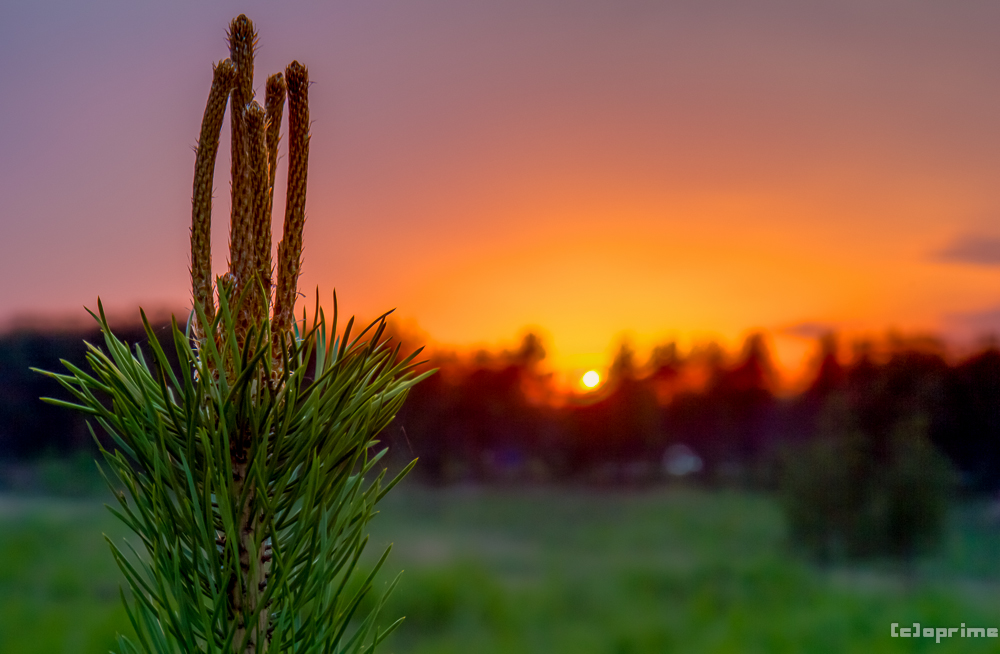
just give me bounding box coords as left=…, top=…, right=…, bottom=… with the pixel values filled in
left=582, top=370, right=600, bottom=389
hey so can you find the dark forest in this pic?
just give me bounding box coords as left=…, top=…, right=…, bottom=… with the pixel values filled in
left=3, top=320, right=999, bottom=492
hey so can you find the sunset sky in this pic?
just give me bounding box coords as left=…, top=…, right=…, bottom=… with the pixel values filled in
left=3, top=1, right=1000, bottom=384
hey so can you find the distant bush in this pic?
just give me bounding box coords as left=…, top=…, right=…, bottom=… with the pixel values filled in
left=779, top=412, right=954, bottom=563
left=0, top=452, right=108, bottom=496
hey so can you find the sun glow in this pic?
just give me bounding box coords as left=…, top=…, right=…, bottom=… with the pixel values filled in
left=582, top=370, right=600, bottom=389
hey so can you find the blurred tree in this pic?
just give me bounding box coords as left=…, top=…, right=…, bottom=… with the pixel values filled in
left=933, top=348, right=1000, bottom=490
left=779, top=404, right=954, bottom=565
left=805, top=333, right=845, bottom=401
left=609, top=340, right=638, bottom=382
left=704, top=333, right=778, bottom=471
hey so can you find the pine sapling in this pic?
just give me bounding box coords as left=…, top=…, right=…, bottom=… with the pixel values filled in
left=37, top=15, right=429, bottom=654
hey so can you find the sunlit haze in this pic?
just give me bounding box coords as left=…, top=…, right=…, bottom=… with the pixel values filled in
left=4, top=1, right=1000, bottom=386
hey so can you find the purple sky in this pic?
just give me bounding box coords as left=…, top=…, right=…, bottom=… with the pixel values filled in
left=4, top=1, right=1000, bottom=377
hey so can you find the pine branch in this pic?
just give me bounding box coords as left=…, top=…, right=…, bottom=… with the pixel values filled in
left=38, top=14, right=431, bottom=654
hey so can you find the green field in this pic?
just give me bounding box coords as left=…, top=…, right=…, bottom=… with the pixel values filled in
left=3, top=482, right=1000, bottom=653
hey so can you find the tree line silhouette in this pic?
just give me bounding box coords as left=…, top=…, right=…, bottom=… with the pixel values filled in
left=384, top=328, right=1000, bottom=490
left=2, top=319, right=999, bottom=492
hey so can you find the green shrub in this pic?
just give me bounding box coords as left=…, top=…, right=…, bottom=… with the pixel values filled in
left=779, top=414, right=954, bottom=563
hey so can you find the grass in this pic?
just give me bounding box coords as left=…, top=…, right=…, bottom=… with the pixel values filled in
left=0, top=496, right=130, bottom=654
left=2, top=482, right=1000, bottom=653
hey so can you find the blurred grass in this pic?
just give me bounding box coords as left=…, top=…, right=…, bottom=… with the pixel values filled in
left=0, top=496, right=131, bottom=654
left=3, top=480, right=1000, bottom=653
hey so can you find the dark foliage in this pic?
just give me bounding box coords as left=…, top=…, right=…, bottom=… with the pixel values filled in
left=0, top=321, right=180, bottom=458
left=778, top=411, right=954, bottom=562
left=10, top=325, right=1000, bottom=494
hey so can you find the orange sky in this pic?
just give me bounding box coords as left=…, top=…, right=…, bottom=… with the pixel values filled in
left=3, top=1, right=1000, bottom=386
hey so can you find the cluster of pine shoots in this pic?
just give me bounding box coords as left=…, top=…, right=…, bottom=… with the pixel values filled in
left=41, top=14, right=428, bottom=654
